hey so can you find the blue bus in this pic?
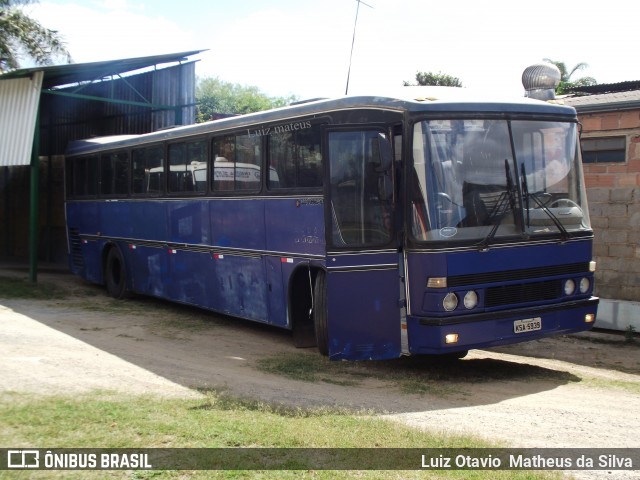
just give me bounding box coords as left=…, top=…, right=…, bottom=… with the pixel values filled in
left=64, top=88, right=599, bottom=360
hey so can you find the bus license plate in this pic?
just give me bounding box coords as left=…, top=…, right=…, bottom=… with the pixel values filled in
left=513, top=317, right=542, bottom=333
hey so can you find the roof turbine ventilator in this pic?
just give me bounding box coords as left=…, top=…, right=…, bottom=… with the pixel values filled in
left=522, top=62, right=561, bottom=101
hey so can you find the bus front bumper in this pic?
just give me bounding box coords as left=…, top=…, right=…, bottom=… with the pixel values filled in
left=407, top=297, right=599, bottom=355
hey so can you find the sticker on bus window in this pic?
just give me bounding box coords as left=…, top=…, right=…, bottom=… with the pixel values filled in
left=440, top=227, right=457, bottom=238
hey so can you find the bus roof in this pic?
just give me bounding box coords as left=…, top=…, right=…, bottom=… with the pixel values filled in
left=66, top=87, right=577, bottom=156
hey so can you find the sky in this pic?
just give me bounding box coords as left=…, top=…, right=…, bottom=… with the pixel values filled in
left=23, top=0, right=640, bottom=101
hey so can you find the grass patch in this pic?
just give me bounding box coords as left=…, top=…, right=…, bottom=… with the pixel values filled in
left=62, top=291, right=224, bottom=333
left=63, top=294, right=158, bottom=315
left=570, top=331, right=639, bottom=348
left=0, top=275, right=67, bottom=300
left=255, top=352, right=580, bottom=397
left=191, top=389, right=359, bottom=417
left=624, top=325, right=637, bottom=344
left=0, top=391, right=559, bottom=480
left=579, top=377, right=640, bottom=394
left=256, top=352, right=371, bottom=385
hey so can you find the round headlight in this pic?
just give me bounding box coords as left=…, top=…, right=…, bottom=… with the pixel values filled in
left=564, top=279, right=576, bottom=296
left=579, top=277, right=590, bottom=294
left=443, top=292, right=458, bottom=311
left=463, top=291, right=478, bottom=309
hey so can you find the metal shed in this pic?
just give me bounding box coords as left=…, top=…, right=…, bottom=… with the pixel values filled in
left=0, top=50, right=204, bottom=280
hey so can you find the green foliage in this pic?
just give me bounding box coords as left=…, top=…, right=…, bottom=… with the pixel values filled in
left=0, top=0, right=72, bottom=72
left=624, top=324, right=637, bottom=344
left=0, top=391, right=558, bottom=479
left=403, top=71, right=463, bottom=87
left=196, top=76, right=298, bottom=121
left=255, top=351, right=578, bottom=398
left=543, top=58, right=597, bottom=94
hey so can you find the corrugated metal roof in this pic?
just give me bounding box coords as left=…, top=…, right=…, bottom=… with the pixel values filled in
left=0, top=71, right=43, bottom=166
left=562, top=90, right=640, bottom=113
left=0, top=50, right=205, bottom=89
left=569, top=80, right=640, bottom=95
left=0, top=51, right=203, bottom=159
left=38, top=62, right=197, bottom=154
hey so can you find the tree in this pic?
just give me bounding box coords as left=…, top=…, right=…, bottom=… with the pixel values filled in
left=0, top=0, right=72, bottom=72
left=543, top=59, right=597, bottom=94
left=196, top=76, right=298, bottom=121
left=403, top=71, right=463, bottom=87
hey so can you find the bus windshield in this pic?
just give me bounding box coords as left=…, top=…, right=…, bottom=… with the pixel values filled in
left=411, top=119, right=591, bottom=245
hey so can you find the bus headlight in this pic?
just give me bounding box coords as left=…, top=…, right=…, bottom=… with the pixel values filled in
left=564, top=279, right=576, bottom=296
left=579, top=277, right=590, bottom=294
left=443, top=292, right=458, bottom=311
left=463, top=291, right=478, bottom=309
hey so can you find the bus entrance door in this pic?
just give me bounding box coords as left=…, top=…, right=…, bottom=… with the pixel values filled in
left=324, top=129, right=401, bottom=360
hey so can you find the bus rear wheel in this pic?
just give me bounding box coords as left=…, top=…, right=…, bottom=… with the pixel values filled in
left=105, top=246, right=128, bottom=299
left=313, top=270, right=329, bottom=356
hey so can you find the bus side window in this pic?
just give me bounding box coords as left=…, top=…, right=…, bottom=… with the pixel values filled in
left=168, top=140, right=207, bottom=194
left=168, top=143, right=187, bottom=193
left=188, top=141, right=207, bottom=192
left=268, top=123, right=322, bottom=190
left=132, top=148, right=144, bottom=194
left=235, top=133, right=261, bottom=191
left=132, top=145, right=164, bottom=195
left=212, top=134, right=261, bottom=192
left=100, top=152, right=129, bottom=196
left=212, top=135, right=235, bottom=192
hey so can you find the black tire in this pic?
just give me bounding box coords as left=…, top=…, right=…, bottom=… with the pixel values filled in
left=313, top=270, right=329, bottom=356
left=105, top=246, right=128, bottom=299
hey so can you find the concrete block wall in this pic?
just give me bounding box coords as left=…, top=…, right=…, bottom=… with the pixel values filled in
left=581, top=109, right=640, bottom=303
left=587, top=187, right=640, bottom=301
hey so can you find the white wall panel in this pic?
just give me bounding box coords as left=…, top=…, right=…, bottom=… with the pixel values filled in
left=0, top=71, right=43, bottom=166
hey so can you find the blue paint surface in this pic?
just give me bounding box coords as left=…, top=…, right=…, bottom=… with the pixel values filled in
left=66, top=196, right=324, bottom=328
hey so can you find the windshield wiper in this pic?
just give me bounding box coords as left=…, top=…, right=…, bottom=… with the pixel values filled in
left=520, top=163, right=570, bottom=241
left=477, top=160, right=516, bottom=251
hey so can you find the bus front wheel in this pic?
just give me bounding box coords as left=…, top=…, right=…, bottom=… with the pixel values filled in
left=313, top=270, right=329, bottom=356
left=105, top=246, right=128, bottom=299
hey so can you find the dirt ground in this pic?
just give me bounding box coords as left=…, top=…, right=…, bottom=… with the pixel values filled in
left=1, top=269, right=639, bottom=479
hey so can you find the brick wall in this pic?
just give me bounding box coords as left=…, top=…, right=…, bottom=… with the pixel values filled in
left=580, top=109, right=640, bottom=301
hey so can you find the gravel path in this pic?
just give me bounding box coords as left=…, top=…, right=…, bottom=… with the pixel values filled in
left=1, top=271, right=639, bottom=479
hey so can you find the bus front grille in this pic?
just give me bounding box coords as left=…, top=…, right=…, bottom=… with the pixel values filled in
left=448, top=263, right=589, bottom=287
left=485, top=280, right=561, bottom=308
